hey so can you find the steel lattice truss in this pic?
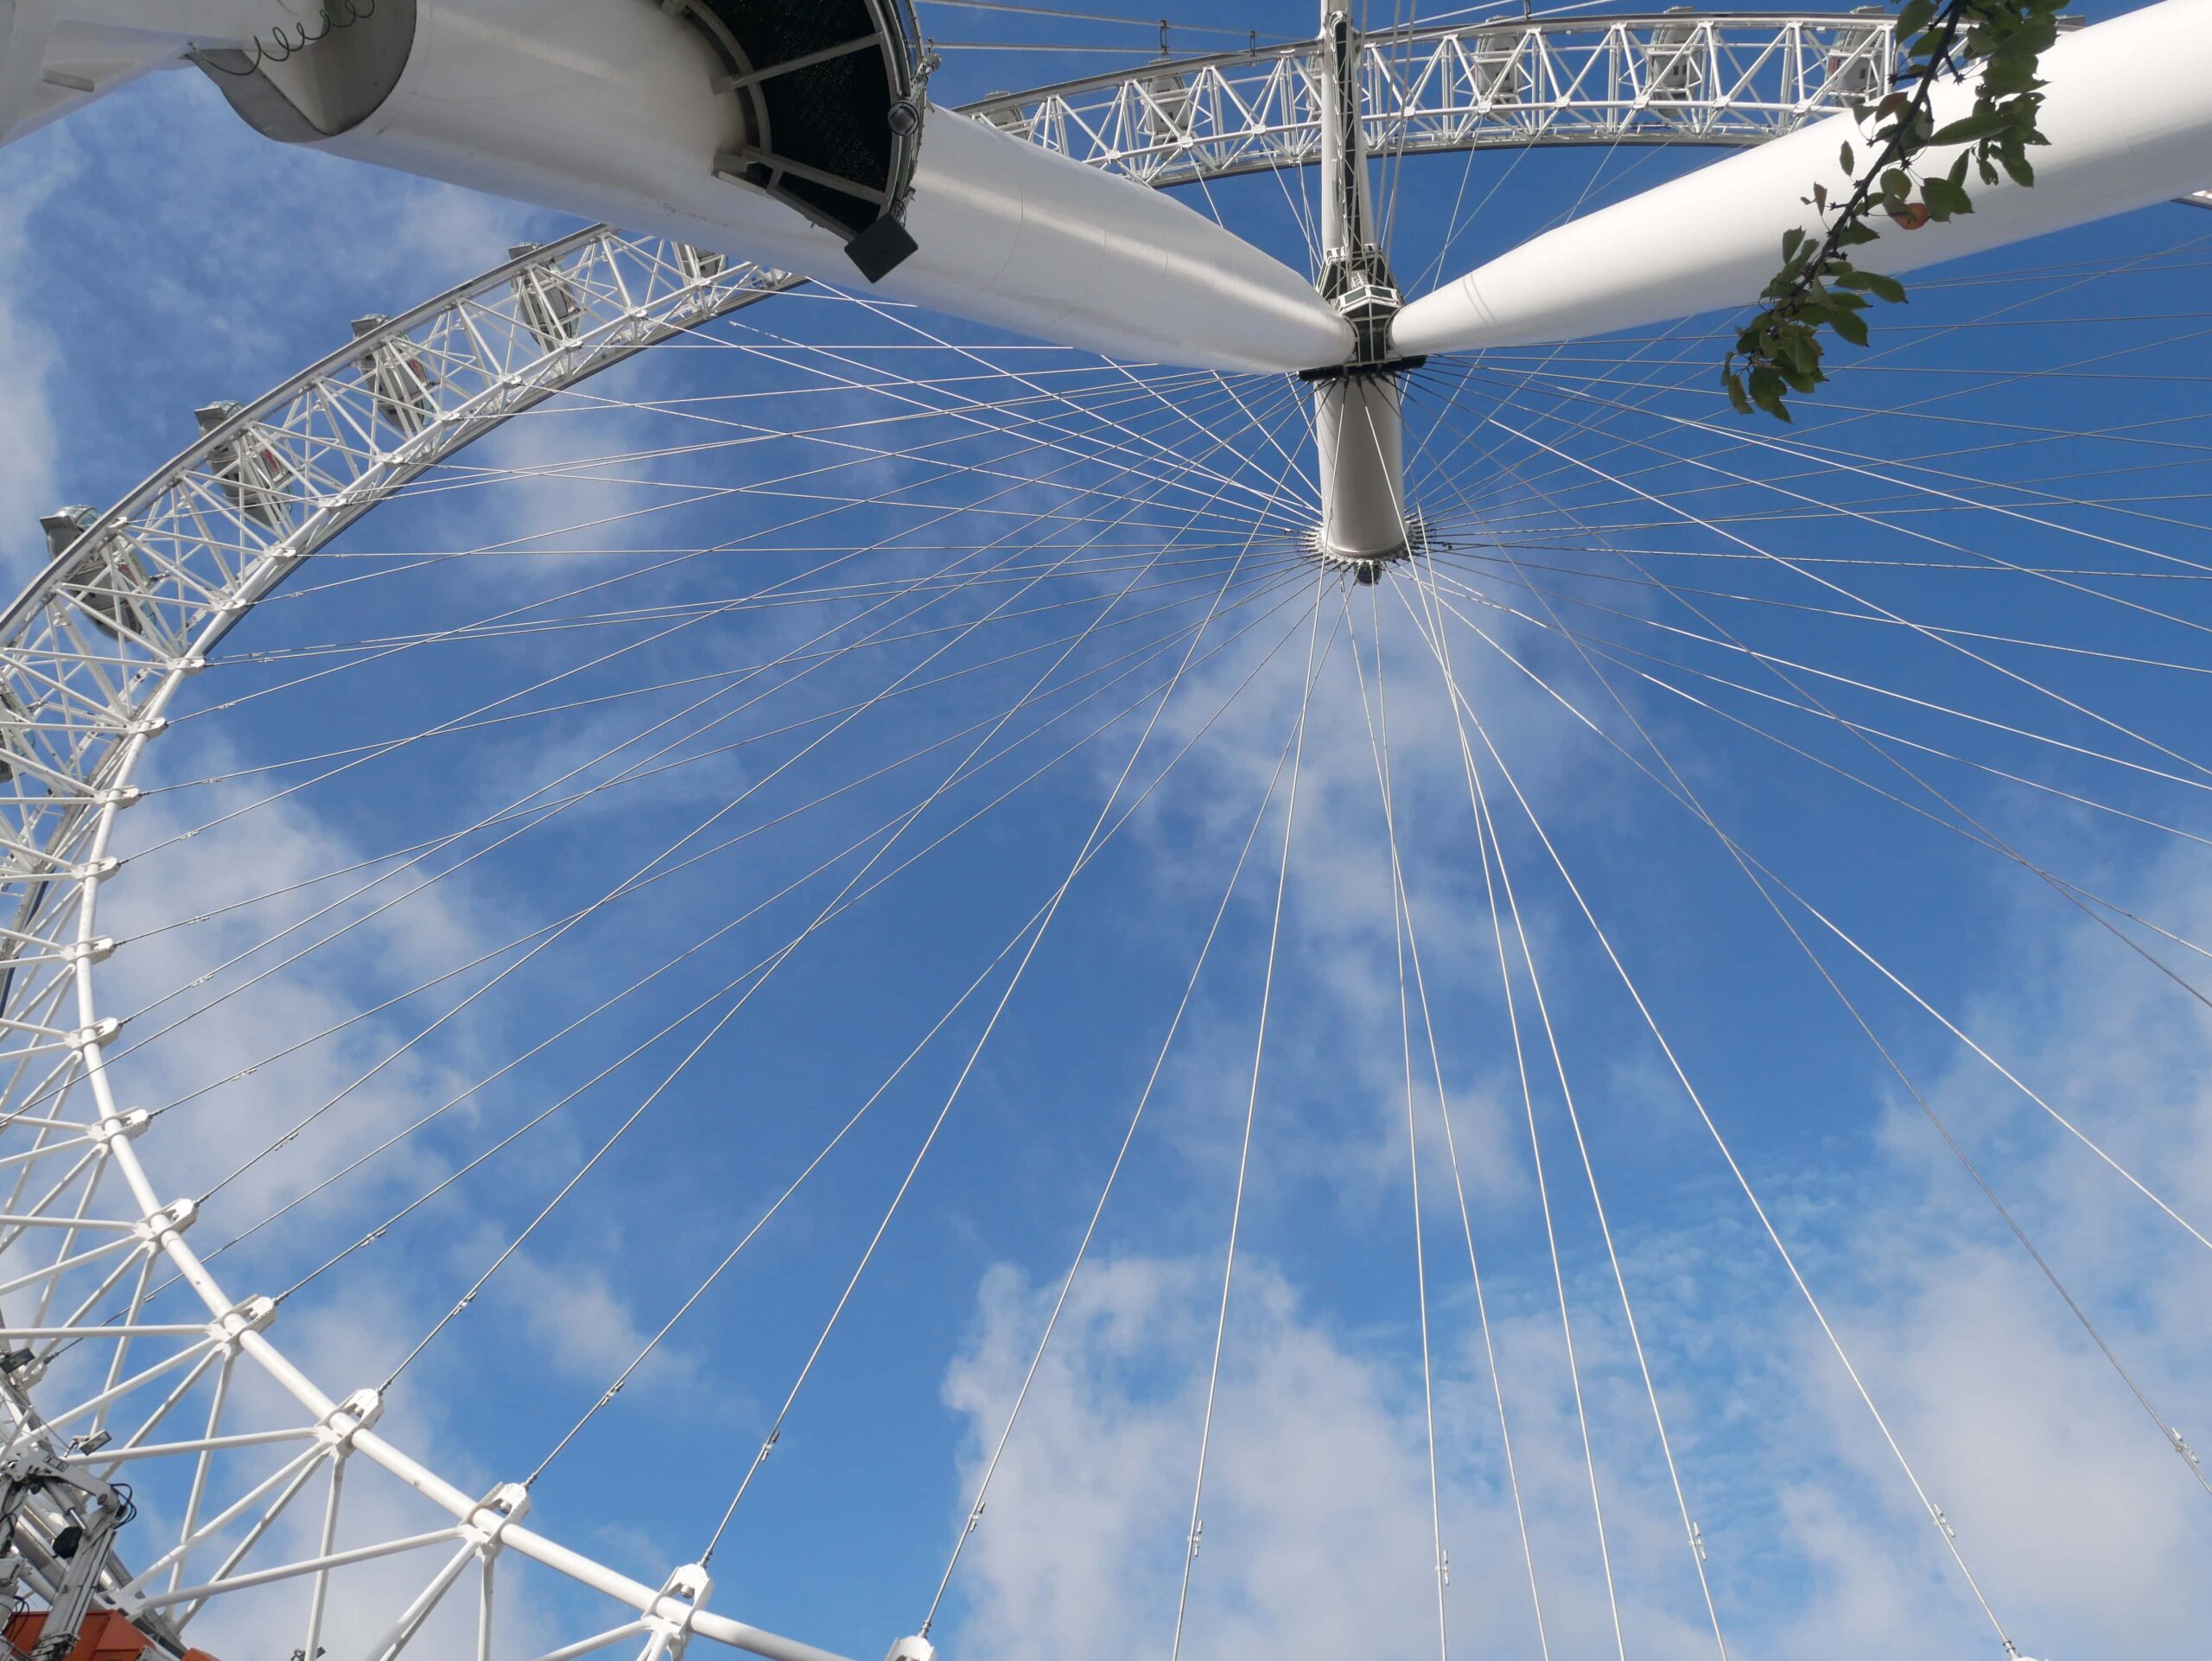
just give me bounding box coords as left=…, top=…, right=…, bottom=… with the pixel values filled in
left=0, top=232, right=829, bottom=1660
left=963, top=10, right=1899, bottom=187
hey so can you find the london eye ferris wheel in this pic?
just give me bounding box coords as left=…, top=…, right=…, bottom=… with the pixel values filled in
left=0, top=1, right=2206, bottom=1658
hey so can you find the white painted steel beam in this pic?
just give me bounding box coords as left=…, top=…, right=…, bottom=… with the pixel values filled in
left=1393, top=0, right=2212, bottom=356
left=200, top=0, right=1351, bottom=374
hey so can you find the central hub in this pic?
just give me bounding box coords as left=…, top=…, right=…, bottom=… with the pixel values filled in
left=1307, top=359, right=1421, bottom=575
left=1303, top=8, right=1421, bottom=580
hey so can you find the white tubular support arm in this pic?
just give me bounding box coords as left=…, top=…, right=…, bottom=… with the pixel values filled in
left=1392, top=0, right=2212, bottom=356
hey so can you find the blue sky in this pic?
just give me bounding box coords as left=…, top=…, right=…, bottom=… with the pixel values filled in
left=3, top=4, right=2212, bottom=1658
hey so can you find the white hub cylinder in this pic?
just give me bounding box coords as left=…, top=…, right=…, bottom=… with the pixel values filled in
left=1314, top=372, right=1412, bottom=563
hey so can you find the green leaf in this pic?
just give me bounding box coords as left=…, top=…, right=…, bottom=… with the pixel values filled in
left=1782, top=226, right=1807, bottom=263
left=1923, top=175, right=1974, bottom=216
left=1723, top=368, right=1753, bottom=417
left=1998, top=149, right=2036, bottom=187
left=1839, top=140, right=1855, bottom=174
left=1928, top=110, right=2008, bottom=145
left=1748, top=365, right=1792, bottom=421
left=1829, top=308, right=1870, bottom=347
left=1860, top=269, right=1907, bottom=304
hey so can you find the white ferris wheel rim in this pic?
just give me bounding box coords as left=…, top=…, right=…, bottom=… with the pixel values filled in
left=8, top=8, right=2177, bottom=1657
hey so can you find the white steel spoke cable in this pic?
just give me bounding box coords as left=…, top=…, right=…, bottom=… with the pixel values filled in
left=174, top=366, right=1285, bottom=740
left=676, top=309, right=1306, bottom=525
left=1400, top=130, right=1665, bottom=484
left=1369, top=690, right=1557, bottom=1661
left=1402, top=566, right=1732, bottom=1655
left=146, top=551, right=1284, bottom=792
left=1402, top=226, right=2212, bottom=544
left=209, top=544, right=1262, bottom=674
left=1344, top=586, right=1451, bottom=1661
left=1440, top=366, right=2212, bottom=526
left=1422, top=605, right=2029, bottom=1658
left=523, top=632, right=1300, bottom=1501
left=307, top=361, right=1268, bottom=529
left=121, top=576, right=1309, bottom=1163
left=99, top=568, right=1305, bottom=1116
left=535, top=532, right=1285, bottom=1531
left=185, top=375, right=1262, bottom=708
left=914, top=660, right=1306, bottom=1634
left=113, top=563, right=1306, bottom=1029
left=1419, top=565, right=2212, bottom=929
left=1168, top=576, right=1334, bottom=1661
left=1414, top=614, right=1632, bottom=1661
left=246, top=391, right=1240, bottom=627
left=1433, top=242, right=2212, bottom=546
left=1416, top=579, right=2212, bottom=1486
left=1427, top=541, right=2212, bottom=681
left=690, top=442, right=1330, bottom=1562
left=1479, top=417, right=2212, bottom=856
left=116, top=578, right=1332, bottom=1356
left=186, top=483, right=1256, bottom=1204
left=167, top=372, right=1289, bottom=739
left=118, top=559, right=1297, bottom=996
left=376, top=516, right=1211, bottom=1397
left=140, top=527, right=988, bottom=856
left=381, top=381, right=1302, bottom=555
left=1468, top=376, right=2212, bottom=643
left=1415, top=563, right=2212, bottom=1168
left=1439, top=561, right=2212, bottom=1501
left=130, top=391, right=1282, bottom=948
left=129, top=516, right=1084, bottom=1091
left=1410, top=413, right=2212, bottom=1034
left=831, top=288, right=1321, bottom=512
left=1408, top=542, right=2212, bottom=811
left=1417, top=426, right=2212, bottom=1023
left=175, top=474, right=1192, bottom=1196
left=245, top=575, right=1326, bottom=1333
left=372, top=384, right=1319, bottom=1406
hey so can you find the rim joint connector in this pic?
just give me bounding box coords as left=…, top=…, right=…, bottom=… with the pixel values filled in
left=137, top=1198, right=197, bottom=1246
left=646, top=1562, right=712, bottom=1642
left=72, top=1017, right=122, bottom=1051
left=461, top=1481, right=531, bottom=1555
left=208, top=1294, right=276, bottom=1346
left=94, top=1109, right=148, bottom=1147
left=317, top=1387, right=384, bottom=1448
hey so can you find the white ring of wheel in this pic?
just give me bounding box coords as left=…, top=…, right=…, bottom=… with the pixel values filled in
left=0, top=22, right=1910, bottom=1656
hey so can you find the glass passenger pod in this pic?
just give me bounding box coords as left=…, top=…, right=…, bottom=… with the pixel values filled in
left=1469, top=29, right=1529, bottom=111
left=1140, top=63, right=1195, bottom=151
left=1824, top=7, right=1892, bottom=105
left=982, top=93, right=1034, bottom=142
left=349, top=315, right=441, bottom=438
left=675, top=244, right=728, bottom=283
left=37, top=506, right=153, bottom=643
left=1648, top=8, right=1707, bottom=105
left=0, top=680, right=29, bottom=786
left=194, top=401, right=300, bottom=532
left=508, top=243, right=586, bottom=352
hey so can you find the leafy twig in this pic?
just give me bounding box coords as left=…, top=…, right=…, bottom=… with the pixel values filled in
left=1724, top=0, right=2067, bottom=421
